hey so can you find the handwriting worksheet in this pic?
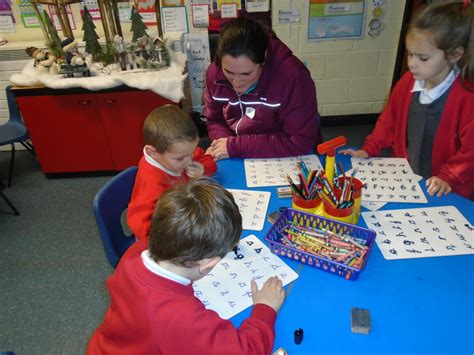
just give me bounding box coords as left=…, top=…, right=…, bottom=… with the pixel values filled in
left=244, top=155, right=323, bottom=187
left=227, top=189, right=271, bottom=231
left=193, top=235, right=299, bottom=319
left=362, top=206, right=474, bottom=260
left=349, top=157, right=427, bottom=203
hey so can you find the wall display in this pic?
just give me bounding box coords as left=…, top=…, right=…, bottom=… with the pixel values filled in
left=18, top=0, right=41, bottom=28
left=308, top=0, right=365, bottom=40
left=368, top=0, right=387, bottom=38
left=245, top=0, right=269, bottom=13
left=226, top=189, right=270, bottom=231
left=278, top=9, right=300, bottom=23
left=81, top=0, right=101, bottom=20
left=245, top=155, right=323, bottom=188
left=0, top=14, right=14, bottom=32
left=220, top=2, right=237, bottom=18
left=136, top=0, right=157, bottom=26
left=193, top=234, right=299, bottom=319
left=191, top=3, right=209, bottom=27
left=363, top=206, right=474, bottom=260
left=162, top=6, right=188, bottom=34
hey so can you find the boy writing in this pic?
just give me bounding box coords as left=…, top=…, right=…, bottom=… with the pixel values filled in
left=127, top=105, right=217, bottom=240
left=88, top=177, right=285, bottom=354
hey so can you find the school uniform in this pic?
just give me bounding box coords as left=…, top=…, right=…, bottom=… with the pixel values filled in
left=127, top=147, right=216, bottom=241
left=204, top=36, right=321, bottom=158
left=87, top=240, right=277, bottom=354
left=361, top=70, right=474, bottom=199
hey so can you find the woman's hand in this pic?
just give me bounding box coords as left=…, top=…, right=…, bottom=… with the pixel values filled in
left=205, top=138, right=229, bottom=161
left=339, top=149, right=369, bottom=158
left=426, top=176, right=452, bottom=197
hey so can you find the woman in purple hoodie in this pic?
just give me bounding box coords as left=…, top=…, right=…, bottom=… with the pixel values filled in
left=204, top=17, right=321, bottom=160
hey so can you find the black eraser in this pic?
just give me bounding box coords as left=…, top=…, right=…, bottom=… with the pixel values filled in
left=294, top=328, right=303, bottom=344
left=351, top=308, right=371, bottom=335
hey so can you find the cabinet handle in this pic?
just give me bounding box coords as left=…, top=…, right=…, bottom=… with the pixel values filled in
left=105, top=99, right=117, bottom=104
left=78, top=100, right=92, bottom=105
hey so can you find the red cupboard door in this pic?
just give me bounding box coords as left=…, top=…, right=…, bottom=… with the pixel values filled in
left=16, top=94, right=114, bottom=173
left=97, top=91, right=176, bottom=170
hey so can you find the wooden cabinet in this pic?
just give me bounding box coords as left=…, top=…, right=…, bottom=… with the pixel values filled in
left=14, top=86, right=175, bottom=173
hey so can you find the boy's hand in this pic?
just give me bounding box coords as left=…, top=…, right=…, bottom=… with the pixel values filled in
left=205, top=138, right=229, bottom=161
left=251, top=276, right=285, bottom=313
left=185, top=161, right=205, bottom=178
left=339, top=148, right=369, bottom=158
left=426, top=176, right=452, bottom=197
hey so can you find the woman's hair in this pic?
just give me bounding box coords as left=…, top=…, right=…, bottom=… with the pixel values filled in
left=149, top=177, right=243, bottom=266
left=143, top=104, right=198, bottom=153
left=215, top=17, right=269, bottom=65
left=409, top=1, right=474, bottom=85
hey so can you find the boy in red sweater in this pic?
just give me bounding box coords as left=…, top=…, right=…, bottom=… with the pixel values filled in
left=127, top=105, right=217, bottom=240
left=88, top=178, right=285, bottom=354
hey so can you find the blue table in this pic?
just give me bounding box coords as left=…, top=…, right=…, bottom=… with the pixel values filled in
left=214, top=156, right=474, bottom=355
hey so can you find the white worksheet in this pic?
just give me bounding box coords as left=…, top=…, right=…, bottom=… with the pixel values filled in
left=349, top=157, right=427, bottom=203
left=227, top=189, right=271, bottom=231
left=193, top=234, right=299, bottom=319
left=244, top=155, right=323, bottom=187
left=362, top=206, right=474, bottom=260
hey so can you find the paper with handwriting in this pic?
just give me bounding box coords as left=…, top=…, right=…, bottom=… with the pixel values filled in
left=362, top=206, right=473, bottom=260
left=193, top=234, right=299, bottom=319
left=227, top=189, right=270, bottom=231
left=349, top=157, right=427, bottom=203
left=244, top=155, right=323, bottom=187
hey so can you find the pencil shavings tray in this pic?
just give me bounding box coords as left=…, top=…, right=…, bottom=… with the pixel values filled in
left=265, top=208, right=376, bottom=280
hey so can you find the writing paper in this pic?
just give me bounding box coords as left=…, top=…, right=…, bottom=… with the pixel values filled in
left=362, top=206, right=474, bottom=260
left=245, top=154, right=323, bottom=187
left=349, top=157, right=427, bottom=203
left=193, top=234, right=299, bottom=319
left=227, top=189, right=270, bottom=231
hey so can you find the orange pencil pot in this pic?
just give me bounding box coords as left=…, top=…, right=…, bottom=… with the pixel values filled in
left=322, top=198, right=355, bottom=224
left=292, top=193, right=322, bottom=215
left=336, top=176, right=363, bottom=224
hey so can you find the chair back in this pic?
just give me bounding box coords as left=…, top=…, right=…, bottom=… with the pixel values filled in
left=93, top=166, right=138, bottom=268
left=6, top=85, right=24, bottom=124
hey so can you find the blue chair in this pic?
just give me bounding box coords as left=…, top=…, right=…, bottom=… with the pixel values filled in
left=93, top=166, right=137, bottom=268
left=0, top=85, right=35, bottom=187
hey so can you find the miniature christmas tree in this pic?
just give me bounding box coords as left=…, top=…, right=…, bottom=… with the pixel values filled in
left=130, top=5, right=148, bottom=42
left=43, top=10, right=64, bottom=58
left=81, top=6, right=103, bottom=61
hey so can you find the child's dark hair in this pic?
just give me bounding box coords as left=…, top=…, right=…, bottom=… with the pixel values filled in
left=409, top=1, right=474, bottom=85
left=149, top=177, right=243, bottom=266
left=215, top=17, right=270, bottom=66
left=143, top=104, right=198, bottom=153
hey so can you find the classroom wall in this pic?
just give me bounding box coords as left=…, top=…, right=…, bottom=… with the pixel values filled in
left=0, top=0, right=406, bottom=126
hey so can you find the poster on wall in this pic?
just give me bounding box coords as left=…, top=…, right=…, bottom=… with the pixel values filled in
left=162, top=6, right=188, bottom=34
left=246, top=0, right=269, bottom=13
left=136, top=0, right=157, bottom=26
left=308, top=0, right=365, bottom=41
left=81, top=0, right=101, bottom=20
left=18, top=0, right=40, bottom=28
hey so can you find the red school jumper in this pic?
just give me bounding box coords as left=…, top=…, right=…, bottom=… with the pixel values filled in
left=127, top=147, right=217, bottom=241
left=361, top=72, right=474, bottom=199
left=87, top=240, right=277, bottom=354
